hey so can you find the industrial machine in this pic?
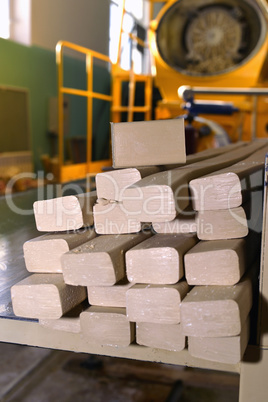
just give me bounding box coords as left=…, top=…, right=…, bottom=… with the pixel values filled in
left=149, top=0, right=268, bottom=143
left=54, top=0, right=268, bottom=181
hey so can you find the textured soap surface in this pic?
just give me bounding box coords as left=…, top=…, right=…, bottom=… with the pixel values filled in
left=11, top=274, right=87, bottom=320
left=80, top=306, right=135, bottom=347
left=112, top=119, right=186, bottom=168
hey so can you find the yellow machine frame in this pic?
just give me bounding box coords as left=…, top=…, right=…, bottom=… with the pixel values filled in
left=55, top=0, right=268, bottom=182
left=149, top=0, right=268, bottom=142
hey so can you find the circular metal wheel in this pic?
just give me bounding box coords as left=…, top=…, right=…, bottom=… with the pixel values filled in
left=156, top=0, right=267, bottom=76
left=185, top=7, right=243, bottom=74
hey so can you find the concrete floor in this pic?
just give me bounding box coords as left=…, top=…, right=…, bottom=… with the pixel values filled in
left=0, top=343, right=240, bottom=402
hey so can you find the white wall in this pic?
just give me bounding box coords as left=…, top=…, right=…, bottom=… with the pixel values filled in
left=10, top=0, right=31, bottom=45
left=31, top=0, right=110, bottom=55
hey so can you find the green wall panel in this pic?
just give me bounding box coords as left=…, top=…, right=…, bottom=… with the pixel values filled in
left=0, top=39, right=111, bottom=173
left=0, top=38, right=57, bottom=172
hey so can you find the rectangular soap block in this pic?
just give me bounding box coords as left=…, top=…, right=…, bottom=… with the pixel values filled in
left=11, top=274, right=87, bottom=320
left=126, top=233, right=197, bottom=284
left=23, top=229, right=96, bottom=273
left=87, top=279, right=134, bottom=308
left=126, top=282, right=190, bottom=325
left=33, top=192, right=97, bottom=232
left=196, top=207, right=248, bottom=240
left=184, top=238, right=247, bottom=286
left=93, top=200, right=141, bottom=234
left=80, top=306, right=135, bottom=347
left=189, top=146, right=267, bottom=211
left=111, top=119, right=186, bottom=168
left=136, top=322, right=186, bottom=352
left=96, top=166, right=161, bottom=201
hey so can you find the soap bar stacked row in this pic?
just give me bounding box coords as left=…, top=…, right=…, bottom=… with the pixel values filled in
left=181, top=146, right=266, bottom=364
left=10, top=120, right=268, bottom=365
left=11, top=119, right=188, bottom=347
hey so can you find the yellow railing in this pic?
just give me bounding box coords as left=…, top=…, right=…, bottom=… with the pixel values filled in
left=56, top=1, right=158, bottom=182
left=56, top=40, right=112, bottom=183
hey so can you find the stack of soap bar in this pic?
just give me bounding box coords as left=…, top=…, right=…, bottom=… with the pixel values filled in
left=121, top=141, right=265, bottom=223
left=10, top=130, right=267, bottom=361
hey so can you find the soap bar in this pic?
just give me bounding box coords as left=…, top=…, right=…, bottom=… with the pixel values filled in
left=196, top=207, right=248, bottom=240
left=126, top=233, right=197, bottom=284
left=189, top=146, right=267, bottom=211
left=23, top=229, right=96, bottom=273
left=126, top=282, right=190, bottom=324
left=184, top=238, right=247, bottom=286
left=80, top=306, right=135, bottom=347
left=93, top=200, right=141, bottom=234
left=96, top=166, right=161, bottom=201
left=87, top=279, right=134, bottom=308
left=33, top=192, right=97, bottom=232
left=111, top=119, right=186, bottom=168
left=136, top=322, right=186, bottom=352
left=11, top=274, right=86, bottom=320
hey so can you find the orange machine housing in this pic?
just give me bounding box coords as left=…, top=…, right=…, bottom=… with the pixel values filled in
left=149, top=0, right=268, bottom=142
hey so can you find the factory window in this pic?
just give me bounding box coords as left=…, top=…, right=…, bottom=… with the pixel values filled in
left=109, top=0, right=148, bottom=74
left=0, top=0, right=31, bottom=45
left=0, top=0, right=10, bottom=39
